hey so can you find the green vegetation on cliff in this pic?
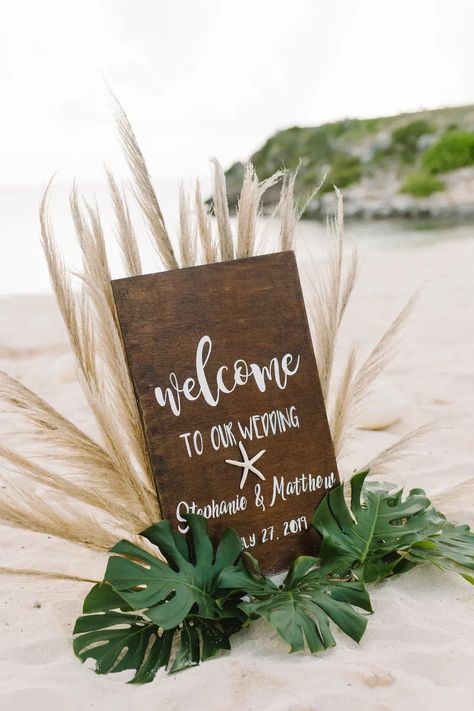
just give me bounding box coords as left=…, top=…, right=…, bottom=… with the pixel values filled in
left=224, top=105, right=474, bottom=209
left=400, top=171, right=444, bottom=198
left=423, top=131, right=474, bottom=173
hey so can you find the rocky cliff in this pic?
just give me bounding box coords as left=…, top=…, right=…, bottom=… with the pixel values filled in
left=224, top=104, right=474, bottom=219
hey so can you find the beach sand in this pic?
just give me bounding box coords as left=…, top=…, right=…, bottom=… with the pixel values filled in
left=1, top=234, right=473, bottom=710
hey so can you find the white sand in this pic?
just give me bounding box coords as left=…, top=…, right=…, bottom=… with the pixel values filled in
left=1, top=235, right=473, bottom=710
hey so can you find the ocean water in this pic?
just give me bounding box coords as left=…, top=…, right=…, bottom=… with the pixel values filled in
left=1, top=181, right=473, bottom=297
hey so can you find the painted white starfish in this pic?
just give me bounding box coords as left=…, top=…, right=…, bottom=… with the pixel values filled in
left=225, top=441, right=266, bottom=490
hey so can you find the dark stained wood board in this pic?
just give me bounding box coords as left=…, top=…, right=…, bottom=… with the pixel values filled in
left=112, top=251, right=338, bottom=573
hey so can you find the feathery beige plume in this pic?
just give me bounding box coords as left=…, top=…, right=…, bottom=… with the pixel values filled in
left=365, top=423, right=434, bottom=476
left=0, top=370, right=110, bottom=470
left=278, top=168, right=324, bottom=253
left=41, top=184, right=159, bottom=524
left=236, top=163, right=260, bottom=258
left=178, top=182, right=197, bottom=267
left=195, top=179, right=218, bottom=264
left=328, top=296, right=416, bottom=462
left=0, top=442, right=144, bottom=531
left=278, top=171, right=299, bottom=252
left=111, top=94, right=178, bottom=270
left=70, top=189, right=157, bottom=497
left=106, top=168, right=142, bottom=277
left=0, top=483, right=119, bottom=551
left=329, top=346, right=358, bottom=458
left=307, top=190, right=358, bottom=402
left=329, top=295, right=417, bottom=462
left=211, top=158, right=235, bottom=261
left=236, top=165, right=283, bottom=258
left=0, top=567, right=101, bottom=584
left=432, top=478, right=474, bottom=514
left=349, top=294, right=417, bottom=417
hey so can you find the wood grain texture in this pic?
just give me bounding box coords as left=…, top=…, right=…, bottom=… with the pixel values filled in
left=112, top=252, right=338, bottom=573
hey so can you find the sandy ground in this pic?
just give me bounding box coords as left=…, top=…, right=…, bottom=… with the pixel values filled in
left=0, top=234, right=473, bottom=710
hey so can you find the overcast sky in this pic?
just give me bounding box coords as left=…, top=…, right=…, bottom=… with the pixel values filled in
left=1, top=0, right=474, bottom=187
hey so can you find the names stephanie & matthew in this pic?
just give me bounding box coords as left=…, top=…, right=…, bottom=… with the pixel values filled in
left=176, top=471, right=337, bottom=532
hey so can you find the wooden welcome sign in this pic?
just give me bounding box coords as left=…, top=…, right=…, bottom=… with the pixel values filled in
left=112, top=252, right=338, bottom=573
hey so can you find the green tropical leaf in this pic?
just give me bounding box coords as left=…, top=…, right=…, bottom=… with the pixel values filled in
left=104, top=514, right=245, bottom=629
left=220, top=555, right=371, bottom=653
left=73, top=604, right=245, bottom=682
left=169, top=616, right=243, bottom=673
left=218, top=551, right=277, bottom=597
left=406, top=521, right=474, bottom=583
left=73, top=516, right=250, bottom=682
left=313, top=470, right=445, bottom=582
left=72, top=487, right=474, bottom=684
left=73, top=605, right=174, bottom=682
left=82, top=583, right=130, bottom=613
left=74, top=576, right=248, bottom=682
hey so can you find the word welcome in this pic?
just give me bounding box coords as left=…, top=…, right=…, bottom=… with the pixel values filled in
left=154, top=335, right=300, bottom=416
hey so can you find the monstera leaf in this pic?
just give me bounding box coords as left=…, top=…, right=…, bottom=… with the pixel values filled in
left=313, top=470, right=445, bottom=582
left=73, top=483, right=474, bottom=684
left=406, top=521, right=474, bottom=583
left=73, top=515, right=250, bottom=683
left=73, top=584, right=173, bottom=683
left=169, top=616, right=244, bottom=673
left=73, top=584, right=243, bottom=683
left=74, top=610, right=173, bottom=682
left=220, top=555, right=371, bottom=653
left=105, top=514, right=246, bottom=629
